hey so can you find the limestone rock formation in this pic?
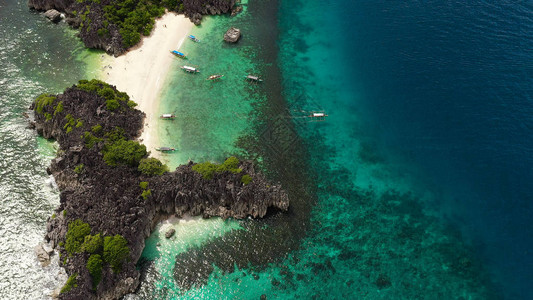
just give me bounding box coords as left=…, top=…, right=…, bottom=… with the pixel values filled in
left=29, top=80, right=289, bottom=299
left=34, top=243, right=51, bottom=267
left=231, top=6, right=243, bottom=17
left=28, top=0, right=237, bottom=54
left=165, top=228, right=175, bottom=239
left=44, top=9, right=61, bottom=22
left=28, top=0, right=73, bottom=11
left=224, top=27, right=241, bottom=43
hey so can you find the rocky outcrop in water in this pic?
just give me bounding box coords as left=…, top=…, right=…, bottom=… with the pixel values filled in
left=44, top=9, right=61, bottom=22
left=29, top=80, right=289, bottom=299
left=224, top=27, right=241, bottom=43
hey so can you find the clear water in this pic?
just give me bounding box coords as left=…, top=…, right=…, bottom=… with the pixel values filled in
left=1, top=0, right=532, bottom=298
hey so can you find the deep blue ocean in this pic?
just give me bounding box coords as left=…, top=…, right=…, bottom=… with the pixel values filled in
left=281, top=0, right=533, bottom=298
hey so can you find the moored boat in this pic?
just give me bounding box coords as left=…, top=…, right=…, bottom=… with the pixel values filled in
left=160, top=114, right=176, bottom=119
left=181, top=65, right=200, bottom=73
left=170, top=50, right=187, bottom=59
left=188, top=35, right=200, bottom=42
left=245, top=74, right=263, bottom=82
left=156, top=147, right=176, bottom=152
left=207, top=74, right=224, bottom=80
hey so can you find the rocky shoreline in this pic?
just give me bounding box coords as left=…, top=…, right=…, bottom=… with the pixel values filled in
left=28, top=0, right=242, bottom=56
left=29, top=80, right=289, bottom=299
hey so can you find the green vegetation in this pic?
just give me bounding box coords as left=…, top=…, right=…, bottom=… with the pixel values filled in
left=60, top=273, right=78, bottom=294
left=74, top=164, right=85, bottom=174
left=103, top=139, right=147, bottom=167
left=106, top=99, right=120, bottom=111
left=103, top=0, right=165, bottom=47
left=54, top=101, right=64, bottom=116
left=76, top=79, right=103, bottom=93
left=44, top=112, right=52, bottom=121
left=97, top=28, right=109, bottom=37
left=52, top=213, right=56, bottom=219
left=105, top=126, right=126, bottom=142
left=192, top=156, right=242, bottom=180
left=141, top=189, right=151, bottom=200
left=76, top=79, right=131, bottom=112
left=127, top=100, right=137, bottom=108
left=86, top=254, right=103, bottom=289
left=81, top=234, right=103, bottom=254
left=91, top=124, right=102, bottom=134
left=64, top=114, right=83, bottom=133
left=138, top=158, right=169, bottom=176
left=192, top=161, right=217, bottom=179
left=216, top=156, right=242, bottom=173
left=241, top=174, right=252, bottom=185
left=65, top=219, right=91, bottom=255
left=73, top=0, right=184, bottom=49
left=63, top=210, right=67, bottom=216
left=83, top=131, right=103, bottom=148
left=139, top=181, right=151, bottom=199
left=34, top=93, right=56, bottom=114
left=103, top=234, right=130, bottom=273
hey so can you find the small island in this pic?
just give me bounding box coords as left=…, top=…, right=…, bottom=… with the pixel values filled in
left=30, top=79, right=289, bottom=299
left=28, top=0, right=242, bottom=55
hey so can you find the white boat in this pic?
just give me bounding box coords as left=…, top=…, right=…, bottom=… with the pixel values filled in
left=181, top=65, right=199, bottom=73
left=160, top=114, right=175, bottom=119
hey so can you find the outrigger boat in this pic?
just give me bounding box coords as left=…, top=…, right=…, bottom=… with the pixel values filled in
left=170, top=50, right=187, bottom=59
left=181, top=65, right=200, bottom=73
left=245, top=74, right=263, bottom=82
left=207, top=74, right=224, bottom=81
left=309, top=111, right=328, bottom=121
left=188, top=35, right=200, bottom=42
left=156, top=147, right=175, bottom=152
left=160, top=114, right=176, bottom=120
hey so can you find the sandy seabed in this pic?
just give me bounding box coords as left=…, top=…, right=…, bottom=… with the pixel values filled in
left=101, top=13, right=193, bottom=157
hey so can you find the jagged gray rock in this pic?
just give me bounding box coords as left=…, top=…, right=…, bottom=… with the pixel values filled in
left=34, top=244, right=51, bottom=267
left=44, top=9, right=61, bottom=22
left=165, top=228, right=175, bottom=239
left=224, top=27, right=241, bottom=43
left=231, top=6, right=243, bottom=17
left=42, top=243, right=54, bottom=255
left=28, top=0, right=73, bottom=11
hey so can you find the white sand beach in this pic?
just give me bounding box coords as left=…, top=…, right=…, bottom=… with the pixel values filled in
left=101, top=13, right=193, bottom=157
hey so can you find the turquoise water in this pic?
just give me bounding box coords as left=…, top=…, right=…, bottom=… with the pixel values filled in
left=1, top=0, right=531, bottom=298
left=136, top=0, right=499, bottom=299
left=156, top=2, right=256, bottom=169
